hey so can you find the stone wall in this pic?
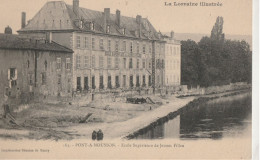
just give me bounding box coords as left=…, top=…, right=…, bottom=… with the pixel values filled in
left=0, top=49, right=72, bottom=106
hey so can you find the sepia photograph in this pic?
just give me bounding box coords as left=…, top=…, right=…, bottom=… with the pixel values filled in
left=0, top=0, right=257, bottom=159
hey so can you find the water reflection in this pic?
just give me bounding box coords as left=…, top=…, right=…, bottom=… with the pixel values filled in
left=135, top=94, right=251, bottom=140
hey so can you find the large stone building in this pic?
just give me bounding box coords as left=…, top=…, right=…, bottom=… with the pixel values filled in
left=162, top=32, right=181, bottom=87
left=0, top=33, right=73, bottom=104
left=18, top=0, right=166, bottom=93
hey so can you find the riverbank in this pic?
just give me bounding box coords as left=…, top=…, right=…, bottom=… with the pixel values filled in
left=126, top=90, right=251, bottom=139
left=0, top=89, right=251, bottom=140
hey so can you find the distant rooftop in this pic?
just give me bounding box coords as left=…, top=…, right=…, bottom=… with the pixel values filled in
left=18, top=1, right=161, bottom=40
left=0, top=33, right=73, bottom=53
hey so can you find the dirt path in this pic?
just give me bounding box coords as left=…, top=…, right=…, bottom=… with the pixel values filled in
left=55, top=96, right=195, bottom=140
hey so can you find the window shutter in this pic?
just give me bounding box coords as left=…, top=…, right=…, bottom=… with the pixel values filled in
left=15, top=69, right=17, bottom=80
left=7, top=69, right=10, bottom=80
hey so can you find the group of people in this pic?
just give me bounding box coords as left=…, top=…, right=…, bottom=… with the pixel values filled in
left=92, top=129, right=103, bottom=140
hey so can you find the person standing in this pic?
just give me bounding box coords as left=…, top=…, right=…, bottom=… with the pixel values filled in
left=3, top=94, right=10, bottom=118
left=92, top=130, right=97, bottom=140
left=97, top=129, right=103, bottom=140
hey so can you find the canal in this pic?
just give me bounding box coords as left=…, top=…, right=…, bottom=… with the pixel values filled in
left=134, top=93, right=251, bottom=140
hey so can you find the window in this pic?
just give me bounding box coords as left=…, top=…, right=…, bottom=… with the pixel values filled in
left=84, top=56, right=89, bottom=68
left=129, top=75, right=133, bottom=88
left=107, top=76, right=112, bottom=89
left=129, top=58, right=133, bottom=69
left=44, top=60, right=47, bottom=71
left=90, top=22, right=94, bottom=30
left=156, top=59, right=160, bottom=69
left=9, top=68, right=17, bottom=88
left=149, top=45, right=152, bottom=53
left=41, top=72, right=46, bottom=85
left=27, top=60, right=30, bottom=68
left=149, top=75, right=152, bottom=86
left=130, top=42, right=133, bottom=53
left=28, top=74, right=33, bottom=85
left=136, top=59, right=139, bottom=69
left=99, top=56, right=104, bottom=68
left=123, top=58, right=127, bottom=69
left=122, top=41, right=126, bottom=52
left=123, top=75, right=126, bottom=87
left=92, top=55, right=95, bottom=68
left=136, top=75, right=140, bottom=87
left=162, top=59, right=165, bottom=69
left=80, top=20, right=83, bottom=29
left=92, top=76, right=96, bottom=89
left=76, top=55, right=81, bottom=69
left=122, top=28, right=126, bottom=35
left=57, top=58, right=61, bottom=70
left=107, top=57, right=112, bottom=69
left=76, top=36, right=80, bottom=48
left=149, top=61, right=152, bottom=69
left=84, top=77, right=89, bottom=90
left=115, top=57, right=119, bottom=69
left=142, top=44, right=146, bottom=54
left=106, top=25, right=110, bottom=33
left=115, top=40, right=119, bottom=52
left=84, top=37, right=89, bottom=49
left=115, top=76, right=120, bottom=88
left=58, top=75, right=61, bottom=85
left=92, top=38, right=95, bottom=50
left=136, top=43, right=139, bottom=53
left=77, top=77, right=81, bottom=90
left=66, top=58, right=71, bottom=70
left=142, top=59, right=145, bottom=69
left=107, top=40, right=111, bottom=51
left=99, top=76, right=104, bottom=89
left=142, top=75, right=146, bottom=87
left=99, top=39, right=104, bottom=50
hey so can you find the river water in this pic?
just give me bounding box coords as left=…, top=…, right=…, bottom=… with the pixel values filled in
left=135, top=93, right=252, bottom=140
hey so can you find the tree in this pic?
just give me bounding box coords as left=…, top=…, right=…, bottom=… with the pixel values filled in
left=181, top=40, right=200, bottom=87
left=210, top=16, right=225, bottom=42
left=180, top=17, right=252, bottom=87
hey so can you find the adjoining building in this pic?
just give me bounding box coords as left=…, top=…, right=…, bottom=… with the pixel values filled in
left=17, top=0, right=166, bottom=93
left=0, top=32, right=73, bottom=104
left=162, top=31, right=181, bottom=88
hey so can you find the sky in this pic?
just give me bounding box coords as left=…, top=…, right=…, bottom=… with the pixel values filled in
left=0, top=0, right=252, bottom=35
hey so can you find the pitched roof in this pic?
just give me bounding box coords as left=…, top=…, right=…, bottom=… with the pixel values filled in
left=0, top=34, right=73, bottom=53
left=18, top=1, right=161, bottom=40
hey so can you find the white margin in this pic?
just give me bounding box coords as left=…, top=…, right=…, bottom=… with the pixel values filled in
left=252, top=0, right=259, bottom=159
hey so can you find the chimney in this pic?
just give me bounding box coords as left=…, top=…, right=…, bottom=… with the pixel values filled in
left=73, top=0, right=79, bottom=18
left=103, top=8, right=110, bottom=32
left=4, top=26, right=12, bottom=34
left=46, top=32, right=52, bottom=43
left=136, top=15, right=142, bottom=38
left=116, top=10, right=120, bottom=27
left=21, top=12, right=26, bottom=29
left=104, top=8, right=110, bottom=20
left=170, top=31, right=174, bottom=39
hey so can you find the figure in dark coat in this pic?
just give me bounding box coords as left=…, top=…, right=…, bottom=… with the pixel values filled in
left=92, top=130, right=97, bottom=140
left=97, top=129, right=103, bottom=141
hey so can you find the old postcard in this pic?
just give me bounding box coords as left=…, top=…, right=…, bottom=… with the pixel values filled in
left=0, top=0, right=256, bottom=159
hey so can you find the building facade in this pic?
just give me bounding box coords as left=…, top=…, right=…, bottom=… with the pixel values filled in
left=18, top=0, right=166, bottom=93
left=162, top=32, right=181, bottom=87
left=0, top=33, right=73, bottom=104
